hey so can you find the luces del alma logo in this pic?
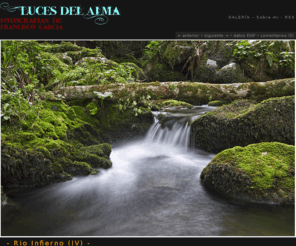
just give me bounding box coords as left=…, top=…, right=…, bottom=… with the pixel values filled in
left=0, top=2, right=120, bottom=29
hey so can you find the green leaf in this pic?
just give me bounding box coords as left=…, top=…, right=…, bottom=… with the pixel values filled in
left=90, top=107, right=98, bottom=115
left=3, top=103, right=10, bottom=111
left=266, top=54, right=273, bottom=67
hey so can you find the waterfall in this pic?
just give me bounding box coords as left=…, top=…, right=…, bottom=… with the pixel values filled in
left=145, top=111, right=192, bottom=152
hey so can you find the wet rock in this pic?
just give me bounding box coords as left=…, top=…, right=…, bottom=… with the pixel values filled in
left=215, top=62, right=253, bottom=83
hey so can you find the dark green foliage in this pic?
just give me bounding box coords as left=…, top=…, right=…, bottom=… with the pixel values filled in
left=233, top=40, right=295, bottom=81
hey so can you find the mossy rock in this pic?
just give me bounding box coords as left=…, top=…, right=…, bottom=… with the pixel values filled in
left=191, top=96, right=295, bottom=153
left=80, top=143, right=111, bottom=159
left=208, top=100, right=231, bottom=106
left=157, top=99, right=193, bottom=109
left=1, top=141, right=58, bottom=187
left=67, top=122, right=109, bottom=146
left=63, top=161, right=92, bottom=176
left=215, top=62, right=253, bottom=83
left=78, top=153, right=112, bottom=169
left=1, top=99, right=115, bottom=189
left=200, top=142, right=295, bottom=206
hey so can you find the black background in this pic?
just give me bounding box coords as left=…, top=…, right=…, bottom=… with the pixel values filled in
left=0, top=0, right=295, bottom=39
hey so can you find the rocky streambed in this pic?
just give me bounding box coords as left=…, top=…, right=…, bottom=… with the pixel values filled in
left=190, top=96, right=295, bottom=206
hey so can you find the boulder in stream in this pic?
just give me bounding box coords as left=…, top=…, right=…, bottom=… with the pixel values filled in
left=191, top=95, right=295, bottom=153
left=200, top=142, right=295, bottom=206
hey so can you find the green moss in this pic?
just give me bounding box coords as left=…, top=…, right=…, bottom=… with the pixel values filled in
left=39, top=109, right=63, bottom=125
left=212, top=142, right=294, bottom=189
left=208, top=100, right=231, bottom=106
left=9, top=132, right=39, bottom=147
left=31, top=123, right=45, bottom=138
left=38, top=121, right=55, bottom=133
left=63, top=161, right=92, bottom=175
left=42, top=100, right=70, bottom=113
left=44, top=140, right=62, bottom=150
left=201, top=142, right=294, bottom=205
left=1, top=141, right=56, bottom=187
left=90, top=169, right=98, bottom=175
left=205, top=99, right=257, bottom=119
left=54, top=124, right=68, bottom=140
left=80, top=143, right=111, bottom=159
left=1, top=133, right=8, bottom=141
left=51, top=161, right=64, bottom=173
left=70, top=106, right=99, bottom=127
left=34, top=146, right=51, bottom=158
left=157, top=99, right=193, bottom=108
left=192, top=96, right=295, bottom=153
left=79, top=153, right=112, bottom=169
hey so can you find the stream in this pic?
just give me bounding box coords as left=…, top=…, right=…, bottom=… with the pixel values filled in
left=1, top=105, right=294, bottom=236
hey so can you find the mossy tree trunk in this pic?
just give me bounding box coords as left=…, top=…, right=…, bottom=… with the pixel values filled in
left=50, top=78, right=294, bottom=104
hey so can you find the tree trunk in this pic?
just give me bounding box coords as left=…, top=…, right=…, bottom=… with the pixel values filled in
left=49, top=78, right=295, bottom=104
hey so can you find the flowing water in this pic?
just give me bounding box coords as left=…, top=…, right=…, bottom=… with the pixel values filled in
left=1, top=106, right=295, bottom=236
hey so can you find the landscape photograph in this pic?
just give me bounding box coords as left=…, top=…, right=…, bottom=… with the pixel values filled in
left=1, top=40, right=295, bottom=236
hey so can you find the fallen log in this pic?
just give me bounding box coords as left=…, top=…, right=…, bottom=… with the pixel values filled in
left=49, top=78, right=295, bottom=104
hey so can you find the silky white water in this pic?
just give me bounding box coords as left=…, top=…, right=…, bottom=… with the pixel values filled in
left=2, top=106, right=294, bottom=236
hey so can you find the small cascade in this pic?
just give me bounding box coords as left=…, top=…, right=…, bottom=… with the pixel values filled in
left=144, top=109, right=196, bottom=152
left=145, top=114, right=191, bottom=151
left=145, top=106, right=217, bottom=152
